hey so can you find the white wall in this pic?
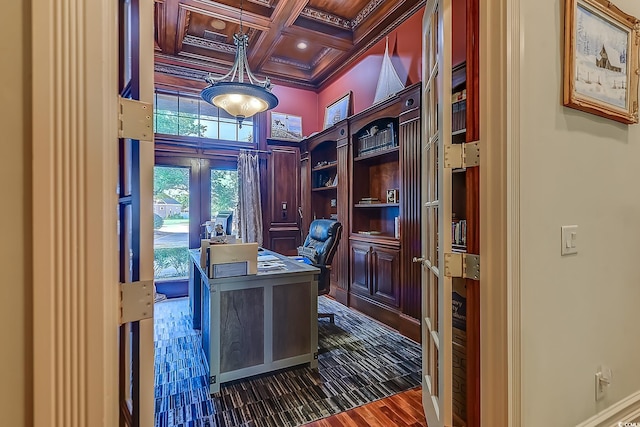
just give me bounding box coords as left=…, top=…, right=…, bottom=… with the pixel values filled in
left=0, top=0, right=31, bottom=425
left=519, top=0, right=640, bottom=425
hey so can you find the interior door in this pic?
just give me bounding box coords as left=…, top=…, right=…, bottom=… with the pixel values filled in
left=421, top=0, right=453, bottom=425
left=118, top=0, right=154, bottom=425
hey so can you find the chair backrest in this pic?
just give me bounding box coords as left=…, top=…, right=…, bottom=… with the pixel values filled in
left=299, top=219, right=342, bottom=267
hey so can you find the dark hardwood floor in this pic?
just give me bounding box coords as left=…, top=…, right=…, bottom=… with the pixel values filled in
left=302, top=387, right=428, bottom=427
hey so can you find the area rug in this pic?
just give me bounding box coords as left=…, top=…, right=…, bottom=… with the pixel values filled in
left=154, top=296, right=422, bottom=427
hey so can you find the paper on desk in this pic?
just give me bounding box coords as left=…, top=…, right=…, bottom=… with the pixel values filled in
left=257, top=261, right=286, bottom=271
left=257, top=254, right=279, bottom=262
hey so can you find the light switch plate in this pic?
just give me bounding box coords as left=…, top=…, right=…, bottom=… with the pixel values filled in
left=561, top=225, right=578, bottom=256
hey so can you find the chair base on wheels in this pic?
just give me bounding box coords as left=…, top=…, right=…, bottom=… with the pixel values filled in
left=318, top=312, right=335, bottom=323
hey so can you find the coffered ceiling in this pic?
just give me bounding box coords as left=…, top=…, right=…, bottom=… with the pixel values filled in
left=154, top=0, right=425, bottom=90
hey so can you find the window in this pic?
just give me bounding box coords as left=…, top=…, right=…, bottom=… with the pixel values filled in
left=153, top=166, right=190, bottom=280
left=211, top=168, right=239, bottom=236
left=154, top=91, right=254, bottom=142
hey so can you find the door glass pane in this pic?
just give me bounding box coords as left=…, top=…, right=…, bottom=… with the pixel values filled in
left=434, top=140, right=439, bottom=200
left=424, top=267, right=432, bottom=322
left=433, top=206, right=439, bottom=269
left=153, top=166, right=190, bottom=280
left=432, top=270, right=439, bottom=332
left=210, top=169, right=239, bottom=236
left=452, top=279, right=467, bottom=424
left=432, top=343, right=439, bottom=398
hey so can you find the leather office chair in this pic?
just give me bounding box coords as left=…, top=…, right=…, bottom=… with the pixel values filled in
left=298, top=219, right=343, bottom=323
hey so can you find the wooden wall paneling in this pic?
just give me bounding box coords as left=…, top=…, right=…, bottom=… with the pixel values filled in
left=269, top=147, right=300, bottom=225
left=300, top=151, right=311, bottom=237
left=344, top=83, right=421, bottom=342
left=266, top=145, right=301, bottom=255
left=398, top=90, right=422, bottom=341
left=334, top=140, right=350, bottom=304
left=303, top=121, right=349, bottom=304
left=269, top=229, right=301, bottom=256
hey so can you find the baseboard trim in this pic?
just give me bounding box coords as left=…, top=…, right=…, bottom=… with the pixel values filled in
left=576, top=391, right=640, bottom=427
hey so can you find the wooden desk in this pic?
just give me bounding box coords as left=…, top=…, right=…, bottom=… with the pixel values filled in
left=189, top=248, right=320, bottom=394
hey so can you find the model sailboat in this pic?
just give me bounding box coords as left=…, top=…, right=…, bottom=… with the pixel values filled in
left=373, top=36, right=405, bottom=104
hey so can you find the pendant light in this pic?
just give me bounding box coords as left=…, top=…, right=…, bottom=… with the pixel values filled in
left=200, top=0, right=278, bottom=128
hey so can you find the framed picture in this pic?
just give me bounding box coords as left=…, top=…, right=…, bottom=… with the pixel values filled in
left=386, top=189, right=399, bottom=203
left=323, top=92, right=352, bottom=129
left=563, top=0, right=639, bottom=124
left=270, top=112, right=303, bottom=141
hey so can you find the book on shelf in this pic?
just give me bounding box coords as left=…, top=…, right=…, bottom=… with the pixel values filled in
left=358, top=231, right=382, bottom=235
left=394, top=216, right=400, bottom=239
left=451, top=219, right=467, bottom=246
left=358, top=199, right=381, bottom=204
left=451, top=89, right=467, bottom=102
left=357, top=123, right=397, bottom=157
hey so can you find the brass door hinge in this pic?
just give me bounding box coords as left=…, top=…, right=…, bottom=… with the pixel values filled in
left=444, top=253, right=480, bottom=280
left=119, top=280, right=154, bottom=324
left=444, top=141, right=480, bottom=169
left=118, top=97, right=153, bottom=141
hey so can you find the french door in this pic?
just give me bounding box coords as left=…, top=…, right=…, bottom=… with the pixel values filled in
left=421, top=0, right=453, bottom=425
left=421, top=0, right=481, bottom=425
left=118, top=0, right=154, bottom=425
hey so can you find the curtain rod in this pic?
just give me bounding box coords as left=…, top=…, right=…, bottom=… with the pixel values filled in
left=240, top=148, right=272, bottom=155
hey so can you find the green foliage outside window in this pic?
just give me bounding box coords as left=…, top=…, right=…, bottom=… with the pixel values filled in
left=155, top=111, right=207, bottom=137
left=154, top=247, right=190, bottom=278
left=211, top=169, right=238, bottom=219
left=154, top=167, right=189, bottom=209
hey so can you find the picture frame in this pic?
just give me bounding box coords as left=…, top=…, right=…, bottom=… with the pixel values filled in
left=323, top=92, right=352, bottom=129
left=386, top=189, right=399, bottom=204
left=563, top=0, right=640, bottom=124
left=270, top=112, right=303, bottom=141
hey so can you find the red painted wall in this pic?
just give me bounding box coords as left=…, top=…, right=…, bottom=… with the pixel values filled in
left=271, top=2, right=466, bottom=136
left=270, top=85, right=319, bottom=137
left=318, top=8, right=425, bottom=124
left=452, top=0, right=467, bottom=67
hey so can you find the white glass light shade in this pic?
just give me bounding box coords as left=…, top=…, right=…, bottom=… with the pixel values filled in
left=200, top=31, right=279, bottom=127
left=201, top=82, right=277, bottom=123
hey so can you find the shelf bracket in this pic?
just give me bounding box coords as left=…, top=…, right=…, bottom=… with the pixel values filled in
left=119, top=280, right=154, bottom=324
left=444, top=253, right=480, bottom=280
left=118, top=97, right=153, bottom=141
left=444, top=141, right=480, bottom=169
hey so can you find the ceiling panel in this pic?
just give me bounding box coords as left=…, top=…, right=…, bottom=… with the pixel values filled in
left=154, top=0, right=425, bottom=90
left=306, top=0, right=370, bottom=21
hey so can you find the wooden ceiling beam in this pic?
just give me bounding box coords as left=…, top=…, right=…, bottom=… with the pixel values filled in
left=247, top=0, right=310, bottom=70
left=161, top=0, right=181, bottom=55
left=180, top=0, right=272, bottom=31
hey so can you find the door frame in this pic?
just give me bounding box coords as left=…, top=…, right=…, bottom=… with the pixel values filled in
left=30, top=0, right=514, bottom=424
left=32, top=0, right=156, bottom=425
left=479, top=0, right=511, bottom=425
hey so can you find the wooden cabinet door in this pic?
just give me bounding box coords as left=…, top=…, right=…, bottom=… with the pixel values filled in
left=370, top=246, right=400, bottom=307
left=350, top=242, right=370, bottom=296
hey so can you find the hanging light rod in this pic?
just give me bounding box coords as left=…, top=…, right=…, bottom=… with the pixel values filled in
left=200, top=1, right=278, bottom=128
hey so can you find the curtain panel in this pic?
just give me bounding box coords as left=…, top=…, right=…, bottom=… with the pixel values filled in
left=237, top=150, right=263, bottom=246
